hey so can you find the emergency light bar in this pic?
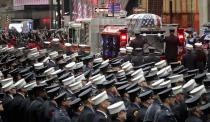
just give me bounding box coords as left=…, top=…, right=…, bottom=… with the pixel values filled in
left=140, top=33, right=165, bottom=37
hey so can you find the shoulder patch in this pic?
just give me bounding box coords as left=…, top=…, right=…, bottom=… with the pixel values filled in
left=134, top=110, right=139, bottom=117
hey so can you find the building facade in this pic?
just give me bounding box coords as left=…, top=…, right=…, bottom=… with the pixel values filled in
left=0, top=0, right=14, bottom=29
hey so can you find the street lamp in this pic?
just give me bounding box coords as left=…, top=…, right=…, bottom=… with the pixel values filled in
left=111, top=0, right=115, bottom=17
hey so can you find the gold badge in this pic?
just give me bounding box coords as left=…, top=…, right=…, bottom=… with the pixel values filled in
left=134, top=110, right=139, bottom=117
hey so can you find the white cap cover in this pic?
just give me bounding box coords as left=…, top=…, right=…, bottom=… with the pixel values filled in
left=108, top=101, right=126, bottom=115
left=92, top=91, right=109, bottom=105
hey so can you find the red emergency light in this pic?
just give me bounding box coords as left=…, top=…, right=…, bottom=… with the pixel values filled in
left=43, top=18, right=51, bottom=22
left=178, top=34, right=184, bottom=40
left=120, top=34, right=127, bottom=41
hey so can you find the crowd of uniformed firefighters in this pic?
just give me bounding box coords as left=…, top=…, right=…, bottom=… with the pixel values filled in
left=0, top=29, right=209, bottom=122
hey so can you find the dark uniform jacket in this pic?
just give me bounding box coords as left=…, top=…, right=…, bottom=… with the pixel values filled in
left=85, top=66, right=94, bottom=73
left=78, top=51, right=88, bottom=57
left=135, top=104, right=148, bottom=122
left=132, top=54, right=144, bottom=66
left=110, top=119, right=121, bottom=122
left=144, top=99, right=162, bottom=122
left=164, top=35, right=180, bottom=63
left=108, top=93, right=121, bottom=104
left=2, top=94, right=14, bottom=122
left=123, top=54, right=132, bottom=62
left=28, top=97, right=45, bottom=122
left=130, top=38, right=145, bottom=49
left=13, top=93, right=26, bottom=122
left=93, top=110, right=110, bottom=122
left=194, top=50, right=206, bottom=73
left=144, top=54, right=160, bottom=64
left=71, top=112, right=80, bottom=122
left=185, top=114, right=203, bottom=122
left=51, top=108, right=71, bottom=122
left=153, top=105, right=177, bottom=122
left=171, top=101, right=188, bottom=122
left=182, top=52, right=197, bottom=70
left=48, top=60, right=58, bottom=69
left=126, top=103, right=141, bottom=122
left=42, top=100, right=58, bottom=122
left=78, top=106, right=95, bottom=122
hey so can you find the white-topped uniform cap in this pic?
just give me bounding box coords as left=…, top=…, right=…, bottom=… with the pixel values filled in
left=160, top=80, right=171, bottom=88
left=52, top=38, right=60, bottom=42
left=152, top=79, right=164, bottom=88
left=29, top=48, right=38, bottom=53
left=132, top=75, right=145, bottom=83
left=117, top=70, right=125, bottom=77
left=65, top=62, right=76, bottom=70
left=49, top=51, right=58, bottom=59
left=120, top=48, right=126, bottom=54
left=183, top=79, right=197, bottom=92
left=195, top=43, right=202, bottom=47
left=101, top=59, right=109, bottom=67
left=190, top=85, right=207, bottom=96
left=122, top=62, right=133, bottom=72
left=94, top=58, right=103, bottom=64
left=126, top=47, right=133, bottom=53
left=1, top=78, right=13, bottom=86
left=92, top=91, right=109, bottom=105
left=92, top=75, right=106, bottom=85
left=50, top=69, right=62, bottom=76
left=18, top=47, right=25, bottom=50
left=62, top=76, right=75, bottom=86
left=69, top=81, right=82, bottom=91
left=34, top=63, right=44, bottom=69
left=44, top=67, right=55, bottom=76
left=75, top=62, right=84, bottom=69
left=24, top=81, right=37, bottom=90
left=149, top=67, right=158, bottom=75
left=186, top=44, right=193, bottom=50
left=206, top=73, right=210, bottom=79
left=40, top=80, right=47, bottom=85
left=65, top=43, right=72, bottom=47
left=79, top=44, right=87, bottom=48
left=75, top=74, right=86, bottom=82
left=15, top=79, right=26, bottom=90
left=165, top=65, right=172, bottom=73
left=157, top=68, right=168, bottom=77
left=39, top=49, right=47, bottom=55
left=172, top=85, right=183, bottom=95
left=121, top=61, right=130, bottom=67
left=169, top=74, right=184, bottom=83
left=44, top=41, right=51, bottom=44
left=90, top=74, right=102, bottom=82
left=42, top=57, right=50, bottom=64
left=2, top=81, right=15, bottom=92
left=29, top=52, right=40, bottom=60
left=155, top=60, right=167, bottom=69
left=131, top=68, right=144, bottom=78
left=108, top=101, right=126, bottom=115
left=70, top=53, right=78, bottom=58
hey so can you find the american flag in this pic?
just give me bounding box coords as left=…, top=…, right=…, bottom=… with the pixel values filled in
left=141, top=14, right=155, bottom=27
left=5, top=15, right=10, bottom=37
